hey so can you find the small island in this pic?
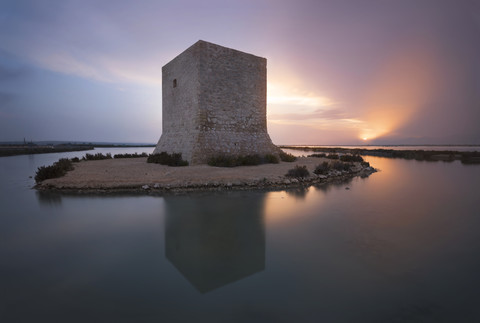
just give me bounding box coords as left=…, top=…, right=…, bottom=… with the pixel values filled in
left=34, top=154, right=376, bottom=193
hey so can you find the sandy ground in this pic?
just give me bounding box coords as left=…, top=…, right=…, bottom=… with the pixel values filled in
left=36, top=157, right=373, bottom=191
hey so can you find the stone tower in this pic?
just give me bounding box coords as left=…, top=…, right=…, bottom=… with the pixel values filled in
left=153, top=40, right=280, bottom=164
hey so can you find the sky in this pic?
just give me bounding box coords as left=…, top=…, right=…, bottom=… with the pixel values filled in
left=1, top=0, right=479, bottom=145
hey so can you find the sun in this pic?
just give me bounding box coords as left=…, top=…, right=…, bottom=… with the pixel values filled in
left=362, top=137, right=368, bottom=141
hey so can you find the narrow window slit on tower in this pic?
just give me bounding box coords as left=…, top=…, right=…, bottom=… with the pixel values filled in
left=173, top=79, right=177, bottom=88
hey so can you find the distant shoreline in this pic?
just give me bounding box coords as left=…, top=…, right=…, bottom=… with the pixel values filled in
left=0, top=144, right=155, bottom=157
left=280, top=146, right=480, bottom=164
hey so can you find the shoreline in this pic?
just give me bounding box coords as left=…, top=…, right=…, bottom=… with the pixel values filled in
left=35, top=157, right=376, bottom=194
left=280, top=146, right=480, bottom=163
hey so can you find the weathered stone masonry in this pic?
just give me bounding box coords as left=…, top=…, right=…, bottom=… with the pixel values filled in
left=153, top=40, right=280, bottom=164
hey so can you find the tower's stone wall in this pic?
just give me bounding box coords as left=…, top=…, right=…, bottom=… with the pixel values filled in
left=154, top=40, right=280, bottom=164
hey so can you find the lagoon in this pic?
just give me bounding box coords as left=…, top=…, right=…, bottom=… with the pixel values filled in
left=1, top=148, right=480, bottom=322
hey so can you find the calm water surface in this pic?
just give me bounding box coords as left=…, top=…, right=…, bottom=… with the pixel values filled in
left=1, top=148, right=480, bottom=322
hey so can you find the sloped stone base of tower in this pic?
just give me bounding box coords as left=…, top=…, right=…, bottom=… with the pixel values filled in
left=153, top=130, right=281, bottom=165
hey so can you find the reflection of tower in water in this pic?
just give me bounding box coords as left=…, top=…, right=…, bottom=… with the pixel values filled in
left=164, top=193, right=265, bottom=293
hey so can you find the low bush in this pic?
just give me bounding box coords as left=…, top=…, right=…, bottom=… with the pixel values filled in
left=285, top=165, right=310, bottom=178
left=314, top=161, right=330, bottom=175
left=207, top=155, right=239, bottom=167
left=340, top=154, right=364, bottom=162
left=279, top=151, right=297, bottom=162
left=82, top=153, right=112, bottom=161
left=361, top=161, right=370, bottom=167
left=265, top=154, right=280, bottom=164
left=325, top=154, right=339, bottom=160
left=114, top=152, right=148, bottom=159
left=240, top=154, right=263, bottom=166
left=147, top=152, right=188, bottom=166
left=35, top=158, right=74, bottom=183
left=332, top=161, right=352, bottom=171
left=70, top=157, right=80, bottom=163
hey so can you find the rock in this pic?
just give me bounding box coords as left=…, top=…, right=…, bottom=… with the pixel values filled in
left=345, top=187, right=350, bottom=190
left=226, top=182, right=233, bottom=187
left=318, top=175, right=327, bottom=179
left=153, top=183, right=160, bottom=188
left=283, top=179, right=291, bottom=184
left=142, top=185, right=150, bottom=190
left=291, top=178, right=299, bottom=183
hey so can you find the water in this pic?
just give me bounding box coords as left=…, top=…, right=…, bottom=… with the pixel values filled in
left=1, top=148, right=480, bottom=322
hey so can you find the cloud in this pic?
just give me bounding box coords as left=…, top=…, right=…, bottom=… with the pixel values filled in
left=269, top=107, right=348, bottom=121
left=33, top=52, right=162, bottom=85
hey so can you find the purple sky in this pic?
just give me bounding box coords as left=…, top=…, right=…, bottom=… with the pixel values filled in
left=1, top=0, right=479, bottom=145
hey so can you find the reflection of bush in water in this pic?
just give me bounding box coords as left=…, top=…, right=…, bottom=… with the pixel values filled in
left=285, top=187, right=310, bottom=199
left=313, top=177, right=354, bottom=193
left=36, top=191, right=62, bottom=205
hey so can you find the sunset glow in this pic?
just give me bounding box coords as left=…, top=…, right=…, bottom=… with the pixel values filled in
left=267, top=82, right=336, bottom=108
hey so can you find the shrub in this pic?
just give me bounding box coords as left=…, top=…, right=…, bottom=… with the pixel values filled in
left=265, top=154, right=280, bottom=164
left=147, top=152, right=188, bottom=166
left=70, top=157, right=80, bottom=163
left=285, top=165, right=310, bottom=178
left=314, top=161, right=330, bottom=175
left=35, top=158, right=74, bottom=183
left=361, top=161, right=370, bottom=167
left=82, top=153, right=112, bottom=161
left=340, top=154, right=364, bottom=162
left=114, top=152, right=148, bottom=158
left=240, top=154, right=263, bottom=166
left=325, top=154, right=339, bottom=160
left=332, top=161, right=352, bottom=171
left=207, top=155, right=238, bottom=167
left=279, top=151, right=297, bottom=162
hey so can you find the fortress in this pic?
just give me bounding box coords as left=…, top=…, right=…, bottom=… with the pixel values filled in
left=153, top=40, right=280, bottom=164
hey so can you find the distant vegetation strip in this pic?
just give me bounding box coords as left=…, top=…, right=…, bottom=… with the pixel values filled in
left=0, top=145, right=94, bottom=157
left=280, top=146, right=480, bottom=164
left=0, top=143, right=155, bottom=157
